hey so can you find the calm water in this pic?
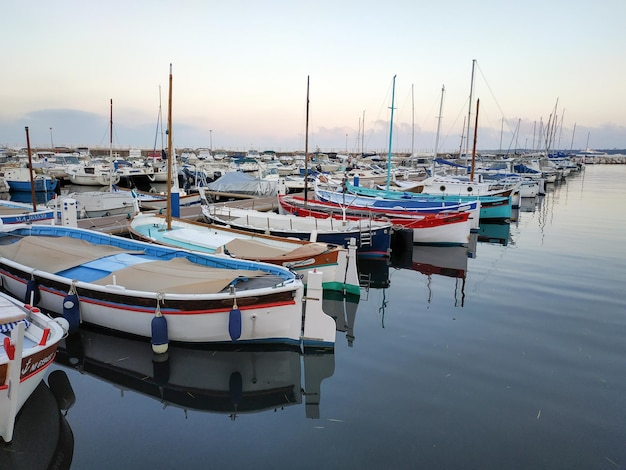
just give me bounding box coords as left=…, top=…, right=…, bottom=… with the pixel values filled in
left=19, top=165, right=626, bottom=469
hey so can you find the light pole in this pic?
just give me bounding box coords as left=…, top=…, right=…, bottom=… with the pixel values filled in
left=209, top=129, right=213, bottom=150
left=345, top=133, right=348, bottom=154
left=49, top=127, right=54, bottom=149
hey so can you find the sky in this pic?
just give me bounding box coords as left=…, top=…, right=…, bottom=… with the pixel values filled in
left=2, top=0, right=626, bottom=154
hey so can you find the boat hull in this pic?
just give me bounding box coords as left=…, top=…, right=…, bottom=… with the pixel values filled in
left=128, top=214, right=360, bottom=296
left=278, top=195, right=471, bottom=246
left=202, top=204, right=392, bottom=258
left=0, top=225, right=335, bottom=349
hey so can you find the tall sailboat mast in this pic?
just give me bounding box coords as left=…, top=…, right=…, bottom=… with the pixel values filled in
left=109, top=99, right=113, bottom=161
left=109, top=99, right=113, bottom=192
left=464, top=59, right=476, bottom=166
left=431, top=84, right=445, bottom=177
left=304, top=75, right=310, bottom=202
left=470, top=98, right=480, bottom=182
left=411, top=83, right=415, bottom=156
left=385, top=75, right=397, bottom=193
left=166, top=64, right=174, bottom=230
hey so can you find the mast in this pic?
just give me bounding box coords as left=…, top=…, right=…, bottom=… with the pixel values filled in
left=433, top=84, right=445, bottom=174
left=304, top=75, right=310, bottom=202
left=569, top=123, right=576, bottom=151
left=470, top=98, right=479, bottom=182
left=166, top=64, right=174, bottom=230
left=109, top=99, right=113, bottom=191
left=361, top=110, right=365, bottom=156
left=385, top=75, right=397, bottom=193
left=411, top=83, right=415, bottom=156
left=109, top=99, right=113, bottom=161
left=25, top=127, right=36, bottom=211
left=464, top=59, right=476, bottom=166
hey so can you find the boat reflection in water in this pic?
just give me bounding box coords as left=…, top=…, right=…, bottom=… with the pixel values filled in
left=323, top=291, right=360, bottom=347
left=478, top=222, right=512, bottom=246
left=0, top=370, right=75, bottom=469
left=55, top=328, right=334, bottom=420
left=519, top=196, right=540, bottom=213
left=357, top=257, right=391, bottom=290
left=391, top=242, right=472, bottom=307
left=6, top=190, right=57, bottom=205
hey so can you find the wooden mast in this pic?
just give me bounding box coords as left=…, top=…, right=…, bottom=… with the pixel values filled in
left=166, top=64, right=173, bottom=230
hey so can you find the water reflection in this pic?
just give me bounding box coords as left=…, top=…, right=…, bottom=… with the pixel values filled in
left=323, top=291, right=360, bottom=347
left=391, top=243, right=472, bottom=307
left=55, top=328, right=334, bottom=420
left=3, top=190, right=57, bottom=204
left=477, top=222, right=511, bottom=246
left=0, top=371, right=75, bottom=469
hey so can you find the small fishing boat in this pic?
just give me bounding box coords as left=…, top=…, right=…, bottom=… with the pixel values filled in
left=55, top=327, right=335, bottom=419
left=0, top=200, right=55, bottom=224
left=120, top=187, right=202, bottom=211
left=200, top=192, right=393, bottom=258
left=128, top=213, right=360, bottom=296
left=278, top=194, right=472, bottom=246
left=0, top=291, right=69, bottom=442
left=317, top=180, right=511, bottom=222
left=47, top=189, right=140, bottom=218
left=3, top=167, right=58, bottom=192
left=0, top=373, right=75, bottom=466
left=0, top=224, right=335, bottom=351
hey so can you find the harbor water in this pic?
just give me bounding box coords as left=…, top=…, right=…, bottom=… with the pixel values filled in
left=13, top=164, right=626, bottom=469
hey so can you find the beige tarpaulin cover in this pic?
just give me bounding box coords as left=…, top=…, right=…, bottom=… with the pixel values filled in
left=0, top=235, right=270, bottom=295
left=92, top=257, right=268, bottom=294
left=224, top=238, right=330, bottom=261
left=0, top=236, right=140, bottom=273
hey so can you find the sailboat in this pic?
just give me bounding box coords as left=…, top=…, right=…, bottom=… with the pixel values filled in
left=49, top=99, right=140, bottom=218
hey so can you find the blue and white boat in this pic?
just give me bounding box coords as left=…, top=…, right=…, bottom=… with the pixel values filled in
left=3, top=167, right=58, bottom=192
left=0, top=200, right=55, bottom=224
left=0, top=224, right=335, bottom=351
left=324, top=179, right=512, bottom=222
left=201, top=198, right=392, bottom=258
left=128, top=212, right=361, bottom=297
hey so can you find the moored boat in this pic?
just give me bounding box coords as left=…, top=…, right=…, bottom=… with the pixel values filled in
left=0, top=291, right=68, bottom=442
left=0, top=224, right=335, bottom=351
left=201, top=196, right=393, bottom=258
left=128, top=212, right=360, bottom=296
left=0, top=200, right=55, bottom=224
left=278, top=194, right=472, bottom=246
left=3, top=167, right=58, bottom=192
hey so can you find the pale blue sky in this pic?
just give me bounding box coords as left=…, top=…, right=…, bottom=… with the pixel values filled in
left=2, top=0, right=625, bottom=153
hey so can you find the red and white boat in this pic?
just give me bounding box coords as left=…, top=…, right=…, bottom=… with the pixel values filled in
left=1, top=292, right=68, bottom=442
left=278, top=194, right=472, bottom=246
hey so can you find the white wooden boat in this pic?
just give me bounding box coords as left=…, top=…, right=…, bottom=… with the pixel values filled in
left=128, top=213, right=360, bottom=296
left=48, top=189, right=140, bottom=218
left=278, top=194, right=472, bottom=246
left=0, top=291, right=69, bottom=442
left=0, top=200, right=55, bottom=224
left=200, top=192, right=393, bottom=258
left=0, top=224, right=335, bottom=352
